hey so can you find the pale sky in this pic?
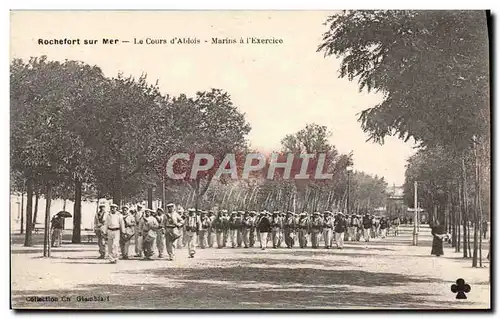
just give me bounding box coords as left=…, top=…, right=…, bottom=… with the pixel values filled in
left=10, top=11, right=416, bottom=186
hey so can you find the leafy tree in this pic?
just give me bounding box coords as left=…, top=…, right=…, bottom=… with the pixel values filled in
left=161, top=89, right=251, bottom=211
left=319, top=11, right=490, bottom=266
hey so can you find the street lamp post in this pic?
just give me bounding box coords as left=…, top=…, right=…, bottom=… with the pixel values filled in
left=413, top=181, right=418, bottom=246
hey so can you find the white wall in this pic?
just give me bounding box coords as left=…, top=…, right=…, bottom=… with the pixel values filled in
left=10, top=194, right=162, bottom=232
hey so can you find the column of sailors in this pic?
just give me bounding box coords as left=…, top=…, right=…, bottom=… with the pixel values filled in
left=93, top=202, right=401, bottom=263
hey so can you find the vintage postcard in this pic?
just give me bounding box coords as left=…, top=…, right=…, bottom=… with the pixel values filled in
left=10, top=10, right=491, bottom=310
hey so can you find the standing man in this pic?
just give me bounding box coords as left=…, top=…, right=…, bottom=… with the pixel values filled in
left=344, top=215, right=352, bottom=242
left=283, top=211, right=296, bottom=248
left=94, top=203, right=108, bottom=259
left=184, top=208, right=201, bottom=258
left=350, top=215, right=359, bottom=241
left=393, top=216, right=400, bottom=236
left=257, top=211, right=271, bottom=250
left=277, top=212, right=286, bottom=247
left=241, top=211, right=252, bottom=248
left=133, top=204, right=145, bottom=258
left=164, top=203, right=184, bottom=261
left=221, top=210, right=230, bottom=247
left=229, top=212, right=239, bottom=248
left=207, top=210, right=216, bottom=248
left=362, top=213, right=373, bottom=244
left=120, top=206, right=135, bottom=260
left=213, top=211, right=226, bottom=248
left=236, top=211, right=244, bottom=248
left=380, top=217, right=388, bottom=238
left=322, top=211, right=334, bottom=249
left=334, top=213, right=348, bottom=249
left=104, top=204, right=125, bottom=264
left=199, top=211, right=210, bottom=249
left=176, top=207, right=186, bottom=249
left=271, top=211, right=282, bottom=248
left=248, top=211, right=257, bottom=247
left=155, top=208, right=166, bottom=258
left=142, top=209, right=159, bottom=260
left=297, top=212, right=310, bottom=248
left=310, top=212, right=323, bottom=248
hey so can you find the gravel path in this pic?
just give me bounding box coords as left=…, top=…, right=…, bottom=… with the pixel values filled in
left=11, top=227, right=490, bottom=309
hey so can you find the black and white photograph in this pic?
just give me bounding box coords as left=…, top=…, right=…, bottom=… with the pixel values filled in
left=9, top=10, right=491, bottom=309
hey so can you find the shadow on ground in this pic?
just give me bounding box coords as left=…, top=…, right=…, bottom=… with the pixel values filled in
left=203, top=257, right=359, bottom=268
left=12, top=280, right=445, bottom=309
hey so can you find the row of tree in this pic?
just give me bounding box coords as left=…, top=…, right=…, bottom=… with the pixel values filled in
left=319, top=10, right=490, bottom=267
left=11, top=57, right=389, bottom=250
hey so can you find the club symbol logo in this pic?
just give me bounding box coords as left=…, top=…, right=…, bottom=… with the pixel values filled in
left=451, top=278, right=471, bottom=299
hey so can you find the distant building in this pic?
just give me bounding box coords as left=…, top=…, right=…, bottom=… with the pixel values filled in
left=385, top=184, right=407, bottom=219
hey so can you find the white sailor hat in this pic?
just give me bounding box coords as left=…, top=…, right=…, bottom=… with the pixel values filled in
left=98, top=202, right=106, bottom=207
left=166, top=203, right=175, bottom=208
left=110, top=204, right=119, bottom=208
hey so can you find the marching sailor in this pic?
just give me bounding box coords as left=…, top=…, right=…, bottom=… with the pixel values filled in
left=199, top=211, right=210, bottom=249
left=229, top=211, right=239, bottom=248
left=104, top=204, right=125, bottom=264
left=334, top=212, right=348, bottom=249
left=155, top=208, right=166, bottom=258
left=164, top=203, right=184, bottom=261
left=271, top=211, right=283, bottom=248
left=213, top=211, right=226, bottom=248
left=310, top=212, right=323, bottom=248
left=297, top=212, right=310, bottom=248
left=248, top=211, right=257, bottom=247
left=133, top=204, right=145, bottom=258
left=241, top=211, right=253, bottom=248
left=207, top=210, right=216, bottom=248
left=142, top=209, right=159, bottom=260
left=94, top=203, right=108, bottom=259
left=119, top=206, right=135, bottom=259
left=323, top=211, right=334, bottom=249
left=283, top=211, right=296, bottom=248
left=257, top=211, right=272, bottom=250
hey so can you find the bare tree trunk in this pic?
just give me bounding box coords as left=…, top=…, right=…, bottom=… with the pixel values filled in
left=461, top=158, right=468, bottom=258
left=472, top=141, right=479, bottom=267
left=451, top=201, right=457, bottom=248
left=43, top=181, right=52, bottom=257
left=24, top=177, right=34, bottom=247
left=20, top=191, right=24, bottom=234
left=72, top=179, right=82, bottom=244
left=33, top=191, right=40, bottom=226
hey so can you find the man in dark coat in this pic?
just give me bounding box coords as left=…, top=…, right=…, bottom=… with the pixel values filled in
left=334, top=213, right=348, bottom=249
left=362, top=213, right=372, bottom=243
left=257, top=211, right=272, bottom=250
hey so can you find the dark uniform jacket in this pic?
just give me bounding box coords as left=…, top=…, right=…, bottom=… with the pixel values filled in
left=334, top=217, right=347, bottom=233
left=380, top=219, right=388, bottom=229
left=258, top=216, right=271, bottom=232
left=362, top=216, right=372, bottom=229
left=229, top=216, right=240, bottom=230
left=212, top=217, right=227, bottom=232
